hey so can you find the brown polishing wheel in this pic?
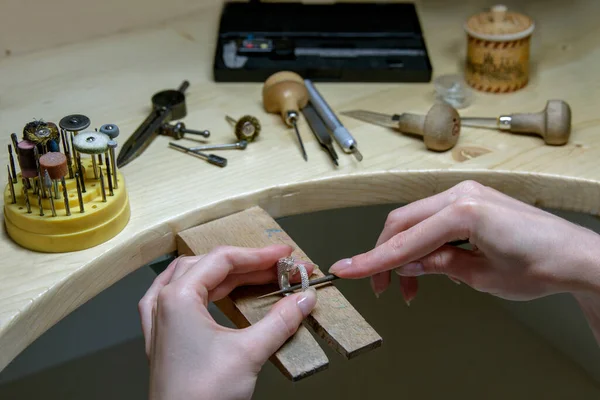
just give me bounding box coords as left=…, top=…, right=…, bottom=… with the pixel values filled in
left=39, top=152, right=68, bottom=179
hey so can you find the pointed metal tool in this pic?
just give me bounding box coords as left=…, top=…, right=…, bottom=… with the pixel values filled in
left=257, top=274, right=340, bottom=299
left=302, top=103, right=339, bottom=166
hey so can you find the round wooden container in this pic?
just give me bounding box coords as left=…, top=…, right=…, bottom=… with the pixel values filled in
left=464, top=5, right=535, bottom=93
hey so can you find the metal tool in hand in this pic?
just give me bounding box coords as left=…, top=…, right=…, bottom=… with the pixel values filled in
left=169, top=142, right=227, bottom=167
left=117, top=81, right=189, bottom=168
left=304, top=79, right=362, bottom=161
left=258, top=274, right=340, bottom=298
left=302, top=103, right=339, bottom=166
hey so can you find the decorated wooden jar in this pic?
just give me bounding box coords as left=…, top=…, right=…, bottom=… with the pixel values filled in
left=464, top=5, right=535, bottom=93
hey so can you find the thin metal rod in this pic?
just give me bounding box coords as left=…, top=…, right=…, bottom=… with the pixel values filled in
left=460, top=117, right=499, bottom=129
left=100, top=169, right=107, bottom=202
left=76, top=153, right=86, bottom=192
left=257, top=274, right=340, bottom=298
left=33, top=147, right=45, bottom=199
left=61, top=176, right=71, bottom=216
left=10, top=133, right=19, bottom=154
left=225, top=115, right=237, bottom=125
left=44, top=170, right=56, bottom=217
left=54, top=180, right=59, bottom=199
left=8, top=145, right=17, bottom=183
left=110, top=149, right=118, bottom=189
left=37, top=190, right=44, bottom=216
left=105, top=154, right=113, bottom=196
left=7, top=165, right=16, bottom=204
left=75, top=172, right=84, bottom=212
left=291, top=119, right=308, bottom=161
left=98, top=154, right=103, bottom=166
left=91, top=155, right=98, bottom=179
left=23, top=184, right=31, bottom=213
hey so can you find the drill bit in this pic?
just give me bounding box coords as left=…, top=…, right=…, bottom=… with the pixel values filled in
left=100, top=169, right=107, bottom=202
left=7, top=165, right=16, bottom=204
left=75, top=171, right=84, bottom=213
left=44, top=170, right=56, bottom=217
left=61, top=176, right=70, bottom=216
left=8, top=144, right=17, bottom=183
left=23, top=184, right=31, bottom=213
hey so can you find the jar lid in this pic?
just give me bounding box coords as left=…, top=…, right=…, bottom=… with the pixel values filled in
left=464, top=5, right=534, bottom=41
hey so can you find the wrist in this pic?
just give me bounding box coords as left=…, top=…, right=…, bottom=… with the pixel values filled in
left=560, top=228, right=600, bottom=297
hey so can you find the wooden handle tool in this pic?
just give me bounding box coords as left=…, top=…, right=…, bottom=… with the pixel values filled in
left=341, top=103, right=461, bottom=151
left=461, top=100, right=572, bottom=145
left=262, top=71, right=310, bottom=160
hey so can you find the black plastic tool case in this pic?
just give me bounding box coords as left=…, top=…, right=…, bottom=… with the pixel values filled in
left=212, top=1, right=433, bottom=82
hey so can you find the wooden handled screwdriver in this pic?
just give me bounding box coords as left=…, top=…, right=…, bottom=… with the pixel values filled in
left=262, top=71, right=309, bottom=160
left=342, top=103, right=462, bottom=151
left=460, top=100, right=572, bottom=145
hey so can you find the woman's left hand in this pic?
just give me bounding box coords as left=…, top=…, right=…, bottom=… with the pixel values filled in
left=138, top=244, right=317, bottom=400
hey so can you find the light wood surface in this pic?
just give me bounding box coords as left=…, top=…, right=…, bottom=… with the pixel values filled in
left=177, top=206, right=382, bottom=381
left=1, top=0, right=600, bottom=372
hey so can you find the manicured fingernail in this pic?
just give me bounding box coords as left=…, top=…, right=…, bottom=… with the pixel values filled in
left=329, top=258, right=352, bottom=274
left=395, top=262, right=424, bottom=277
left=370, top=277, right=381, bottom=298
left=297, top=288, right=317, bottom=317
left=449, top=276, right=461, bottom=285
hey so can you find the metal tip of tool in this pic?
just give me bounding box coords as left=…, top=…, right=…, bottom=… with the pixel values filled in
left=291, top=120, right=308, bottom=161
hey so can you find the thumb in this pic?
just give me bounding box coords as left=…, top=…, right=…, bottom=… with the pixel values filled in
left=394, top=245, right=483, bottom=284
left=242, top=288, right=317, bottom=364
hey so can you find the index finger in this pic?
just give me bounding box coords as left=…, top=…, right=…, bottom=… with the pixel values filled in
left=330, top=198, right=479, bottom=278
left=175, top=244, right=294, bottom=304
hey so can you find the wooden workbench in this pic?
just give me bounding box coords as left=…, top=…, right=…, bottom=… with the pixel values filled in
left=1, top=0, right=600, bottom=372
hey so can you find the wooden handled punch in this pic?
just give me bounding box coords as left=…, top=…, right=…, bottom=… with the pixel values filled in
left=461, top=100, right=572, bottom=145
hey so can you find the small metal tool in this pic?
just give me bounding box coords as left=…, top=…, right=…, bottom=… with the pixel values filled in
left=99, top=169, right=107, bottom=202
left=304, top=79, right=362, bottom=161
left=118, top=81, right=189, bottom=168
left=8, top=144, right=17, bottom=183
left=169, top=142, right=228, bottom=167
left=183, top=140, right=248, bottom=152
left=257, top=274, right=340, bottom=298
left=105, top=153, right=114, bottom=196
left=61, top=176, right=70, bottom=216
left=75, top=172, right=84, bottom=212
left=23, top=184, right=32, bottom=214
left=302, top=103, right=339, bottom=166
left=7, top=165, right=16, bottom=204
left=37, top=189, right=44, bottom=216
left=44, top=170, right=57, bottom=217
left=107, top=140, right=118, bottom=189
left=160, top=122, right=210, bottom=140
left=226, top=115, right=261, bottom=142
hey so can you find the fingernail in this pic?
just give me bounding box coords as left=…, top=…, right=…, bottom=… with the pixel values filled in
left=329, top=258, right=352, bottom=274
left=449, top=276, right=461, bottom=285
left=297, top=288, right=317, bottom=317
left=394, top=262, right=424, bottom=277
left=370, top=278, right=381, bottom=298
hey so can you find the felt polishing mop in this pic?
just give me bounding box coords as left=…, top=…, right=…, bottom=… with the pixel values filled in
left=3, top=116, right=130, bottom=253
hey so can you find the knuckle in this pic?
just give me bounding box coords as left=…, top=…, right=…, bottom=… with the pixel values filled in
left=384, top=209, right=401, bottom=229
left=387, top=233, right=407, bottom=254
left=156, top=284, right=195, bottom=311
left=457, top=180, right=486, bottom=196
left=427, top=251, right=447, bottom=274
left=451, top=196, right=481, bottom=219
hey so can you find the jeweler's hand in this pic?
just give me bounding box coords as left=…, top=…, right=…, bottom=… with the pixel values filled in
left=330, top=180, right=600, bottom=304
left=138, top=245, right=317, bottom=400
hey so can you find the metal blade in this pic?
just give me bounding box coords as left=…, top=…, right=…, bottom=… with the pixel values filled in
left=340, top=110, right=400, bottom=129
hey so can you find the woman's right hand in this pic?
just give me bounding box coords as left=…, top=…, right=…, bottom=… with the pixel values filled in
left=329, top=181, right=600, bottom=304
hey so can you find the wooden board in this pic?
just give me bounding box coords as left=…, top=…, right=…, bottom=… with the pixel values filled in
left=176, top=206, right=382, bottom=379
left=3, top=0, right=600, bottom=373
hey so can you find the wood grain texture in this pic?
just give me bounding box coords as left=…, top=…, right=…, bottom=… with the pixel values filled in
left=2, top=0, right=600, bottom=372
left=176, top=207, right=382, bottom=366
